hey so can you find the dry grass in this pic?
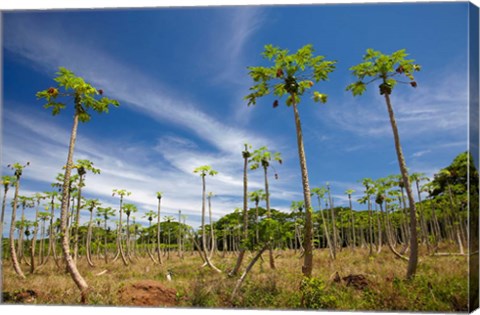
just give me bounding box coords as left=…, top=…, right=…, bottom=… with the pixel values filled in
left=1, top=245, right=469, bottom=311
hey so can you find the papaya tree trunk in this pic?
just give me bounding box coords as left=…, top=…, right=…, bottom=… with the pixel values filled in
left=30, top=202, right=40, bottom=273
left=0, top=186, right=9, bottom=247
left=263, top=164, right=275, bottom=269
left=86, top=210, right=95, bottom=267
left=59, top=109, right=89, bottom=302
left=383, top=91, right=418, bottom=279
left=230, top=147, right=250, bottom=276
left=291, top=97, right=314, bottom=278
left=156, top=197, right=163, bottom=264
left=201, top=175, right=221, bottom=273
left=9, top=176, right=26, bottom=279
left=73, top=174, right=84, bottom=264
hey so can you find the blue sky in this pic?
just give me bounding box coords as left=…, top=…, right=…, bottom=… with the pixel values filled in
left=1, top=2, right=472, bottom=232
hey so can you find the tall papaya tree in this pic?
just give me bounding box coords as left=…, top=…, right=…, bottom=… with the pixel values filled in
left=193, top=165, right=221, bottom=273
left=71, top=159, right=100, bottom=263
left=7, top=162, right=29, bottom=279
left=96, top=206, right=115, bottom=264
left=156, top=192, right=163, bottom=264
left=37, top=67, right=119, bottom=301
left=30, top=192, right=46, bottom=273
left=230, top=144, right=252, bottom=276
left=112, top=189, right=131, bottom=266
left=1, top=176, right=16, bottom=242
left=42, top=190, right=60, bottom=265
left=345, top=189, right=356, bottom=250
left=122, top=203, right=137, bottom=261
left=248, top=189, right=266, bottom=246
left=246, top=44, right=336, bottom=277
left=346, top=48, right=421, bottom=279
left=143, top=210, right=158, bottom=263
left=84, top=199, right=101, bottom=267
left=249, top=145, right=282, bottom=269
left=311, top=187, right=334, bottom=259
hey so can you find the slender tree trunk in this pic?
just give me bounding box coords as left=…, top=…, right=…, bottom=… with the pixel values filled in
left=59, top=110, right=89, bottom=302
left=116, top=196, right=129, bottom=266
left=207, top=195, right=216, bottom=259
left=17, top=204, right=26, bottom=261
left=263, top=165, right=276, bottom=269
left=0, top=186, right=9, bottom=248
left=380, top=202, right=409, bottom=261
left=39, top=220, right=45, bottom=265
left=255, top=202, right=260, bottom=245
left=146, top=221, right=158, bottom=264
left=156, top=198, right=163, bottom=264
left=86, top=210, right=95, bottom=267
left=73, top=175, right=84, bottom=264
left=201, top=175, right=221, bottom=273
left=30, top=202, right=40, bottom=273
left=316, top=196, right=334, bottom=259
left=368, top=198, right=373, bottom=256
left=327, top=187, right=338, bottom=256
left=383, top=92, right=418, bottom=279
left=291, top=98, right=314, bottom=277
left=230, top=242, right=269, bottom=302
left=230, top=147, right=250, bottom=276
left=9, top=174, right=26, bottom=279
left=349, top=195, right=356, bottom=250
left=42, top=196, right=55, bottom=265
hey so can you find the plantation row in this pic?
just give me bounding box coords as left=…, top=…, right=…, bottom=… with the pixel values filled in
left=1, top=44, right=478, bottom=307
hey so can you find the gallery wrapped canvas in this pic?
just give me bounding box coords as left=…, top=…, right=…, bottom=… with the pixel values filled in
left=0, top=0, right=479, bottom=313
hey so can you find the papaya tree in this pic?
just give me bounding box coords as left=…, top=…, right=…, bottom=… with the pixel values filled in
left=71, top=159, right=100, bottom=263
left=7, top=162, right=29, bottom=279
left=96, top=206, right=115, bottom=264
left=345, top=189, right=356, bottom=250
left=30, top=193, right=46, bottom=273
left=112, top=189, right=131, bottom=266
left=246, top=44, right=336, bottom=277
left=1, top=176, right=15, bottom=242
left=248, top=189, right=266, bottom=246
left=42, top=190, right=60, bottom=265
left=230, top=144, right=252, bottom=276
left=249, top=146, right=282, bottom=269
left=143, top=210, right=158, bottom=263
left=37, top=67, right=119, bottom=301
left=122, top=203, right=137, bottom=261
left=84, top=199, right=101, bottom=267
left=311, top=187, right=334, bottom=259
left=193, top=165, right=221, bottom=272
left=347, top=49, right=421, bottom=279
left=37, top=210, right=51, bottom=265
left=156, top=192, right=163, bottom=264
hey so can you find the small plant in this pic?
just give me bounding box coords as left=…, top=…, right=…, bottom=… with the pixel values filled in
left=300, top=277, right=337, bottom=309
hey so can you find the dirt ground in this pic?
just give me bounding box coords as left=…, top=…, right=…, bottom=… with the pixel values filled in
left=117, top=280, right=178, bottom=307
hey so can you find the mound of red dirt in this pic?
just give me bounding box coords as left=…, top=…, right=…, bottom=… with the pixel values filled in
left=118, top=280, right=177, bottom=307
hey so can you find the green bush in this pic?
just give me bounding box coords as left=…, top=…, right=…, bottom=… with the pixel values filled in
left=300, top=277, right=337, bottom=309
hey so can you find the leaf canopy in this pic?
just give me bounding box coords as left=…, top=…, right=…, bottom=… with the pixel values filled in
left=36, top=67, right=120, bottom=122
left=346, top=48, right=420, bottom=96
left=245, top=44, right=336, bottom=107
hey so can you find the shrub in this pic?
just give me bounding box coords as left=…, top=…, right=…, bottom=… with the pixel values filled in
left=300, top=277, right=337, bottom=309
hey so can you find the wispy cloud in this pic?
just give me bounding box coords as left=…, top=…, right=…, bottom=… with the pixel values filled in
left=321, top=68, right=468, bottom=140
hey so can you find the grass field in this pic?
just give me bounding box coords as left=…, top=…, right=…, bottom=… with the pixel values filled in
left=1, top=244, right=469, bottom=312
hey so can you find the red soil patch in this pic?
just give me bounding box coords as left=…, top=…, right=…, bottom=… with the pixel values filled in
left=118, top=280, right=177, bottom=307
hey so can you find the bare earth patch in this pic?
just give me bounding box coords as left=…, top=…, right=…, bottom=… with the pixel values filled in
left=117, top=280, right=177, bottom=307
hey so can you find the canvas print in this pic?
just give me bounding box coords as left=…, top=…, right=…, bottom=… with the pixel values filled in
left=1, top=1, right=479, bottom=313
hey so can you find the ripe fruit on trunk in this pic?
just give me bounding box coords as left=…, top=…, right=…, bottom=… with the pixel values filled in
left=276, top=69, right=284, bottom=78
left=410, top=81, right=417, bottom=88
left=273, top=100, right=279, bottom=108
left=98, top=89, right=104, bottom=95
